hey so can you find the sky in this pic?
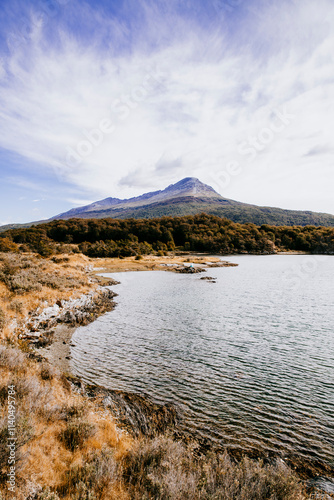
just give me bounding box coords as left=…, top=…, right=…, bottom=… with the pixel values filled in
left=0, top=0, right=333, bottom=224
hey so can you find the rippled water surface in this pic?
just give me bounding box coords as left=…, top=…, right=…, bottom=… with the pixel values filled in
left=72, top=255, right=334, bottom=464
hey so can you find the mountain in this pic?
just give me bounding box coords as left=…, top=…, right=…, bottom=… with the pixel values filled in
left=53, top=178, right=222, bottom=219
left=51, top=177, right=334, bottom=227
left=1, top=178, right=334, bottom=231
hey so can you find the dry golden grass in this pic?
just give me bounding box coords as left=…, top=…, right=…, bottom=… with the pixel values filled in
left=0, top=252, right=95, bottom=342
left=92, top=253, right=223, bottom=273
left=0, top=344, right=131, bottom=500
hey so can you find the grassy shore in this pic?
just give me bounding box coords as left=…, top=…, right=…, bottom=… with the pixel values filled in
left=0, top=251, right=329, bottom=499
left=91, top=253, right=235, bottom=273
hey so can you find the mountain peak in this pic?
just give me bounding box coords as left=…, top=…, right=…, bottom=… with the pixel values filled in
left=165, top=177, right=220, bottom=196
left=175, top=176, right=200, bottom=184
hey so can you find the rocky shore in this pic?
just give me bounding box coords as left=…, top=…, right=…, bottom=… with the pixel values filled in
left=19, top=285, right=118, bottom=371
left=21, top=286, right=117, bottom=338
left=85, top=385, right=180, bottom=437
left=10, top=254, right=332, bottom=498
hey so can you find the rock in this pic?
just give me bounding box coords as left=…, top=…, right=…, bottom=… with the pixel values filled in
left=175, top=266, right=206, bottom=274
left=64, top=311, right=76, bottom=324
left=23, top=287, right=117, bottom=340
left=86, top=386, right=180, bottom=437
left=208, top=261, right=238, bottom=268
left=308, top=477, right=334, bottom=498
left=105, top=278, right=120, bottom=286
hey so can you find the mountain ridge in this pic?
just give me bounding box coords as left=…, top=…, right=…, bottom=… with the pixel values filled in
left=51, top=177, right=334, bottom=227
left=1, top=177, right=334, bottom=230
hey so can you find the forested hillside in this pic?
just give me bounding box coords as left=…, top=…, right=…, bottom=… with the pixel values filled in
left=1, top=215, right=333, bottom=257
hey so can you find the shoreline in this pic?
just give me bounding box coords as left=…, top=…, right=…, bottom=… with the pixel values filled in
left=9, top=252, right=328, bottom=498
left=28, top=254, right=334, bottom=485
left=32, top=254, right=237, bottom=373
left=91, top=253, right=239, bottom=274
left=1, top=256, right=333, bottom=496
left=36, top=323, right=76, bottom=373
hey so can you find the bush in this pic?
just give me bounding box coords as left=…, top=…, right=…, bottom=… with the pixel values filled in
left=35, top=488, right=60, bottom=500
left=0, top=254, right=86, bottom=294
left=0, top=345, right=26, bottom=369
left=60, top=419, right=96, bottom=451
left=0, top=238, right=19, bottom=252
left=0, top=309, right=5, bottom=332
left=8, top=300, right=24, bottom=314
left=0, top=413, right=33, bottom=484
left=58, top=449, right=119, bottom=498
left=124, top=436, right=307, bottom=500
left=40, top=363, right=56, bottom=381
left=15, top=376, right=53, bottom=415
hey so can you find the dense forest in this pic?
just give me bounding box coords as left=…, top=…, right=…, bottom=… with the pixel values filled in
left=0, top=214, right=333, bottom=257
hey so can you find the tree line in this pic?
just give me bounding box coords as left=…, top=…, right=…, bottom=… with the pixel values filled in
left=0, top=214, right=333, bottom=257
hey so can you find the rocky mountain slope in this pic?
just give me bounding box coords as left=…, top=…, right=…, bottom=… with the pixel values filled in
left=52, top=177, right=334, bottom=227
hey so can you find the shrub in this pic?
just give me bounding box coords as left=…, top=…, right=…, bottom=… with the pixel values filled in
left=124, top=436, right=307, bottom=500
left=0, top=417, right=10, bottom=484
left=15, top=376, right=53, bottom=416
left=0, top=413, right=33, bottom=484
left=51, top=256, right=70, bottom=264
left=0, top=384, right=7, bottom=404
left=0, top=254, right=86, bottom=294
left=62, top=403, right=86, bottom=420
left=0, top=238, right=19, bottom=252
left=40, top=363, right=56, bottom=381
left=60, top=419, right=96, bottom=451
left=0, top=345, right=26, bottom=369
left=8, top=300, right=24, bottom=314
left=35, top=488, right=60, bottom=500
left=0, top=309, right=5, bottom=332
left=58, top=449, right=119, bottom=498
left=40, top=404, right=67, bottom=423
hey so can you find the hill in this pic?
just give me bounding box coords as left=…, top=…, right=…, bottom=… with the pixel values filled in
left=52, top=177, right=334, bottom=227
left=1, top=213, right=333, bottom=257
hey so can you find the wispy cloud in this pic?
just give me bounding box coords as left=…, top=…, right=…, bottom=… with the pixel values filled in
left=5, top=176, right=48, bottom=192
left=0, top=0, right=333, bottom=217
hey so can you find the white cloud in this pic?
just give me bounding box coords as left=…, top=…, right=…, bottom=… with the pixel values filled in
left=0, top=0, right=334, bottom=213
left=66, top=198, right=95, bottom=206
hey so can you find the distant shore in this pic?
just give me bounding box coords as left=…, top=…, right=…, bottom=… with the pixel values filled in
left=92, top=253, right=238, bottom=274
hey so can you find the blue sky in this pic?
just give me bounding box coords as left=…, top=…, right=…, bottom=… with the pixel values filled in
left=0, top=0, right=334, bottom=224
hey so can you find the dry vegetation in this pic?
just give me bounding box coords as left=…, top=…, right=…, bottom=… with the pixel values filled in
left=92, top=254, right=226, bottom=273
left=0, top=251, right=330, bottom=499
left=0, top=345, right=131, bottom=499
left=1, top=345, right=322, bottom=500
left=0, top=252, right=93, bottom=342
